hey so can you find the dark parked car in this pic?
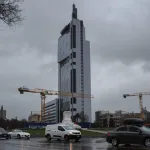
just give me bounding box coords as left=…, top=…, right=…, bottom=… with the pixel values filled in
left=106, top=125, right=150, bottom=147
left=0, top=127, right=10, bottom=139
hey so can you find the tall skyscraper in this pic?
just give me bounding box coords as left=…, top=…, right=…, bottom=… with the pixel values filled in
left=58, top=4, right=91, bottom=122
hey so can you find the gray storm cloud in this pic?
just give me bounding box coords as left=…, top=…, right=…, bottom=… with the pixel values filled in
left=0, top=0, right=150, bottom=121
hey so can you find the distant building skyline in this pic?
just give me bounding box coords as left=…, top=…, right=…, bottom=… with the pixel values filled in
left=95, top=109, right=150, bottom=127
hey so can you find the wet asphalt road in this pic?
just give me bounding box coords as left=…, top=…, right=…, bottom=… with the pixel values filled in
left=0, top=138, right=148, bottom=150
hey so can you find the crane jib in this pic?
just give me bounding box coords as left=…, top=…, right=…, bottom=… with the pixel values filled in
left=18, top=86, right=94, bottom=122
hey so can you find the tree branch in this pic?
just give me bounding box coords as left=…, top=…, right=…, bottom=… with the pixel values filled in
left=0, top=0, right=23, bottom=27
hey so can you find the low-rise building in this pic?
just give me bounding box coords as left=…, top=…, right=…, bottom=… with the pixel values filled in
left=112, top=110, right=126, bottom=127
left=95, top=110, right=142, bottom=127
left=95, top=110, right=113, bottom=127
left=45, top=98, right=59, bottom=123
left=123, top=113, right=140, bottom=119
left=112, top=116, right=122, bottom=127
left=28, top=113, right=40, bottom=122
left=142, top=108, right=150, bottom=123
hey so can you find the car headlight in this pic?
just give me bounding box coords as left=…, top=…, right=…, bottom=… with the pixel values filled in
left=69, top=132, right=72, bottom=134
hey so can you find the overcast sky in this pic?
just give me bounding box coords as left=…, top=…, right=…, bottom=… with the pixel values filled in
left=0, top=0, right=150, bottom=121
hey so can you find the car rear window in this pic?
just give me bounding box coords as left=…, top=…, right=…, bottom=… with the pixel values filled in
left=129, top=126, right=140, bottom=132
left=116, top=126, right=127, bottom=131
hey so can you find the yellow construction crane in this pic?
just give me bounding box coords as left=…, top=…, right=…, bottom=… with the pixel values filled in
left=18, top=86, right=94, bottom=122
left=123, top=92, right=150, bottom=120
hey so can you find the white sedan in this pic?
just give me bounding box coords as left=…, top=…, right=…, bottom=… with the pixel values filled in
left=9, top=129, right=30, bottom=139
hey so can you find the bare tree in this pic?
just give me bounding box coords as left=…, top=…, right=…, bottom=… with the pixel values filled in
left=21, top=118, right=27, bottom=122
left=0, top=0, right=23, bottom=27
left=79, top=111, right=89, bottom=123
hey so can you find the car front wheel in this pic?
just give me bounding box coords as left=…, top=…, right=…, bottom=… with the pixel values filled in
left=75, top=138, right=80, bottom=142
left=112, top=138, right=119, bottom=147
left=46, top=134, right=51, bottom=141
left=17, top=134, right=21, bottom=139
left=6, top=136, right=9, bottom=140
left=64, top=135, right=69, bottom=141
left=144, top=138, right=150, bottom=147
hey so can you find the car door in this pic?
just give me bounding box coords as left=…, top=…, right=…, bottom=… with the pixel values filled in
left=0, top=129, right=3, bottom=138
left=11, top=130, right=16, bottom=137
left=127, top=126, right=143, bottom=144
left=57, top=126, right=65, bottom=139
left=116, top=126, right=128, bottom=144
left=12, top=130, right=19, bottom=138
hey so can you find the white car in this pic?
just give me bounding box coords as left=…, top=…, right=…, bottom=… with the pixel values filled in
left=9, top=129, right=30, bottom=139
left=45, top=124, right=81, bottom=141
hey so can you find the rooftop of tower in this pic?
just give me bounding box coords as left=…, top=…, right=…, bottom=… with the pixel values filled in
left=72, top=4, right=78, bottom=19
left=60, top=4, right=78, bottom=36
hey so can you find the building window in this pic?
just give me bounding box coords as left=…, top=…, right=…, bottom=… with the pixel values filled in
left=73, top=52, right=76, bottom=58
left=73, top=25, right=76, bottom=48
left=71, top=108, right=77, bottom=111
left=71, top=62, right=76, bottom=66
left=70, top=52, right=76, bottom=58
left=80, top=20, right=83, bottom=27
left=70, top=69, right=76, bottom=93
left=70, top=27, right=72, bottom=49
left=73, top=69, right=76, bottom=92
left=70, top=70, right=72, bottom=92
left=71, top=97, right=76, bottom=104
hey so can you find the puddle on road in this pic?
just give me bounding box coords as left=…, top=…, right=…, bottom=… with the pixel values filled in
left=106, top=145, right=148, bottom=150
left=96, top=139, right=106, bottom=143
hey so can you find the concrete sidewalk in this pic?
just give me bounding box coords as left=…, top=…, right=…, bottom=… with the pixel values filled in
left=82, top=129, right=107, bottom=134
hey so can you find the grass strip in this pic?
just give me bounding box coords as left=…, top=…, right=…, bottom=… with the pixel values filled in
left=25, top=129, right=106, bottom=137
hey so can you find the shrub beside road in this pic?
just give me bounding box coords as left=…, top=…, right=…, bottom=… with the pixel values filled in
left=90, top=128, right=114, bottom=131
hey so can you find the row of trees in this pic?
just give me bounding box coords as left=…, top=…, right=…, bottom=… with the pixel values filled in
left=92, top=118, right=115, bottom=128
left=0, top=118, right=27, bottom=130
left=73, top=111, right=89, bottom=123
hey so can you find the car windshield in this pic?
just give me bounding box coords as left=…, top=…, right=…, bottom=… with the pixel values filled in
left=142, top=126, right=150, bottom=132
left=14, top=129, right=22, bottom=132
left=63, top=126, right=75, bottom=130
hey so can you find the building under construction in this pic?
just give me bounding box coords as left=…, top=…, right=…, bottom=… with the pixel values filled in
left=28, top=113, right=40, bottom=123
